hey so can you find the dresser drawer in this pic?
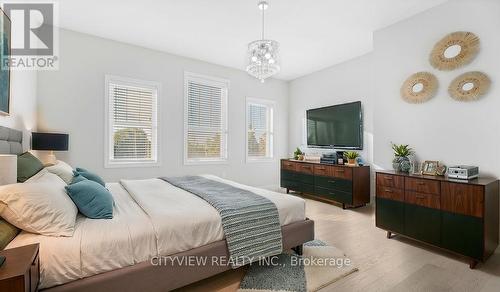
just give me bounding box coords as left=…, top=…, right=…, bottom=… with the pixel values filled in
left=313, top=165, right=330, bottom=177
left=315, top=186, right=352, bottom=205
left=377, top=174, right=404, bottom=189
left=315, top=176, right=352, bottom=193
left=331, top=166, right=352, bottom=180
left=376, top=186, right=404, bottom=202
left=297, top=163, right=314, bottom=175
left=281, top=160, right=297, bottom=171
left=405, top=178, right=440, bottom=195
left=405, top=191, right=440, bottom=209
left=441, top=182, right=484, bottom=218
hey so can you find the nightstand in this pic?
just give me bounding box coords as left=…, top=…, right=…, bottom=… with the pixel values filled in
left=0, top=244, right=40, bottom=292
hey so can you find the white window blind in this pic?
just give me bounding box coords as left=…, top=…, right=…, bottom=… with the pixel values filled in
left=247, top=98, right=274, bottom=160
left=184, top=72, right=228, bottom=164
left=105, top=75, right=159, bottom=167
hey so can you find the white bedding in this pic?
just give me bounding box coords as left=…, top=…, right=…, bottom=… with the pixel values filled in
left=6, top=175, right=305, bottom=289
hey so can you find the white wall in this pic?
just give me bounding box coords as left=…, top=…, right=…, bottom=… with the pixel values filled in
left=0, top=70, right=37, bottom=150
left=37, top=29, right=289, bottom=187
left=288, top=53, right=374, bottom=163
left=289, top=0, right=500, bottom=183
left=373, top=0, right=500, bottom=178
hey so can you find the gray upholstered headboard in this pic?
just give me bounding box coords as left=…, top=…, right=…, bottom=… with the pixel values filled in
left=0, top=126, right=23, bottom=155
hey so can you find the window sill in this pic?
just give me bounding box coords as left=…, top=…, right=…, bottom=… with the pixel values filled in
left=246, top=157, right=275, bottom=163
left=105, top=161, right=161, bottom=168
left=184, top=159, right=229, bottom=166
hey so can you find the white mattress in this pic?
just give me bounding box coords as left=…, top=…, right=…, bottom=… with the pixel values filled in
left=6, top=176, right=305, bottom=289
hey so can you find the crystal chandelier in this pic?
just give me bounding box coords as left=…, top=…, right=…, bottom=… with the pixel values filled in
left=246, top=1, right=280, bottom=83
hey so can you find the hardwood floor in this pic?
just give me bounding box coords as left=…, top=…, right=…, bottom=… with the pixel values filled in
left=177, top=192, right=500, bottom=292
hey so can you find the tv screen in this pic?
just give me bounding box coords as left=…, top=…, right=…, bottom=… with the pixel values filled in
left=306, top=101, right=363, bottom=149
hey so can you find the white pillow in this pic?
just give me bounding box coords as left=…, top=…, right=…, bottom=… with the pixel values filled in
left=0, top=177, right=78, bottom=236
left=46, top=160, right=74, bottom=184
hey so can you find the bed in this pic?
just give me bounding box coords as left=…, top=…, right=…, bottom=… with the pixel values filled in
left=0, top=126, right=315, bottom=292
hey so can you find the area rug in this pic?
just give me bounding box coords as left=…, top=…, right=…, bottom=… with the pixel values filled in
left=238, top=240, right=358, bottom=292
left=387, top=264, right=483, bottom=292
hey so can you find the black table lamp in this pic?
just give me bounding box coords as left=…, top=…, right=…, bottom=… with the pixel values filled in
left=32, top=132, right=69, bottom=165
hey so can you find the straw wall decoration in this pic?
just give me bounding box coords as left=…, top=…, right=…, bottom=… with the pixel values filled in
left=429, top=31, right=480, bottom=71
left=448, top=71, right=490, bottom=102
left=400, top=72, right=438, bottom=104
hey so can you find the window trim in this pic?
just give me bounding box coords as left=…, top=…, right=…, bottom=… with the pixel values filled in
left=245, top=97, right=275, bottom=163
left=184, top=72, right=230, bottom=165
left=104, top=74, right=161, bottom=168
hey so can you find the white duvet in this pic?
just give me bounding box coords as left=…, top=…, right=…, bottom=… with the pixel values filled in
left=6, top=175, right=305, bottom=289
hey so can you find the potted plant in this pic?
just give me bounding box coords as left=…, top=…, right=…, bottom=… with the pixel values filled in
left=344, top=151, right=360, bottom=166
left=293, top=147, right=304, bottom=160
left=391, top=143, right=413, bottom=172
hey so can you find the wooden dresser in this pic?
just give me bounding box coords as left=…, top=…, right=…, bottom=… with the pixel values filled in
left=281, top=159, right=370, bottom=208
left=375, top=170, right=499, bottom=268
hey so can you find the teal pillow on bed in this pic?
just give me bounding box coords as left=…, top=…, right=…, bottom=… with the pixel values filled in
left=71, top=172, right=88, bottom=184
left=74, top=168, right=105, bottom=186
left=65, top=180, right=114, bottom=219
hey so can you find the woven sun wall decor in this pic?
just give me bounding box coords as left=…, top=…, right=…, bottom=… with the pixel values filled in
left=448, top=71, right=490, bottom=102
left=429, top=31, right=480, bottom=71
left=400, top=72, right=438, bottom=104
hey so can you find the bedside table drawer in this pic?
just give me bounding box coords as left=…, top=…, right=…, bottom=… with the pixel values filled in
left=405, top=178, right=440, bottom=195
left=30, top=253, right=39, bottom=292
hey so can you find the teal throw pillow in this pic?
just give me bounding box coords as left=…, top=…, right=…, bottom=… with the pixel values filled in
left=70, top=172, right=88, bottom=184
left=65, top=180, right=114, bottom=219
left=75, top=167, right=106, bottom=186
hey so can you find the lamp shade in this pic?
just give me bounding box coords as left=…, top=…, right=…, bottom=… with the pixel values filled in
left=32, top=132, right=69, bottom=151
left=0, top=155, right=17, bottom=186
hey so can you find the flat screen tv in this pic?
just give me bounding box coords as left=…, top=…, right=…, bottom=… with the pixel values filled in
left=306, top=101, right=363, bottom=149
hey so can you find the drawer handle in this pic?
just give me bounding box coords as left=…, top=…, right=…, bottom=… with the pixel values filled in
left=385, top=189, right=393, bottom=193
left=302, top=166, right=311, bottom=170
left=316, top=167, right=325, bottom=170
left=328, top=180, right=336, bottom=183
left=417, top=182, right=425, bottom=185
left=336, top=170, right=345, bottom=173
left=328, top=192, right=336, bottom=195
left=384, top=177, right=393, bottom=180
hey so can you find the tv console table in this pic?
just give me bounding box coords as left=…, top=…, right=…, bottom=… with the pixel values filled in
left=280, top=159, right=370, bottom=208
left=375, top=170, right=499, bottom=268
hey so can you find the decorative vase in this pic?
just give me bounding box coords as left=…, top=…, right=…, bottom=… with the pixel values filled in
left=348, top=158, right=356, bottom=165
left=298, top=154, right=304, bottom=161
left=392, top=156, right=411, bottom=172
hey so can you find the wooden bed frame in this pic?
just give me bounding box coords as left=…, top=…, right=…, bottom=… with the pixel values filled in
left=44, top=219, right=314, bottom=292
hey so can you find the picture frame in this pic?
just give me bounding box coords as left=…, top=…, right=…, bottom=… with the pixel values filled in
left=421, top=160, right=439, bottom=175
left=0, top=7, right=11, bottom=116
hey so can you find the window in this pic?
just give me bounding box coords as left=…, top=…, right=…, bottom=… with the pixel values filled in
left=246, top=98, right=274, bottom=161
left=184, top=72, right=229, bottom=164
left=105, top=75, right=159, bottom=168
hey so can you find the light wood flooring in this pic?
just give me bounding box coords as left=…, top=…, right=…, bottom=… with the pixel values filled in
left=177, top=192, right=500, bottom=292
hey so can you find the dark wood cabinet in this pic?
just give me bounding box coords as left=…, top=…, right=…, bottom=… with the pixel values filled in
left=375, top=170, right=499, bottom=268
left=280, top=159, right=370, bottom=208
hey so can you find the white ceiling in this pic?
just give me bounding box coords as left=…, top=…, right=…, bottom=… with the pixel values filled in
left=54, top=0, right=448, bottom=80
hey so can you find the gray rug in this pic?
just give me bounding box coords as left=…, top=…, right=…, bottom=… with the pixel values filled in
left=238, top=240, right=358, bottom=292
left=388, top=264, right=483, bottom=292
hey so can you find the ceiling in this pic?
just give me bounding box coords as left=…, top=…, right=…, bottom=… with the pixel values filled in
left=54, top=0, right=448, bottom=80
